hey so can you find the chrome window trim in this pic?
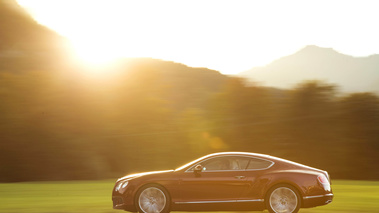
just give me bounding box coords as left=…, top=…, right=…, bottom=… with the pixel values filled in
left=303, top=193, right=334, bottom=199
left=185, top=155, right=274, bottom=173
left=175, top=199, right=264, bottom=204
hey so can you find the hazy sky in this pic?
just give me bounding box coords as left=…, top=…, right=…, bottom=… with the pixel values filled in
left=17, top=0, right=379, bottom=74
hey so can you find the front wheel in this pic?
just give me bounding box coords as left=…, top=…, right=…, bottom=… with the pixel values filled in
left=266, top=184, right=301, bottom=213
left=136, top=184, right=170, bottom=213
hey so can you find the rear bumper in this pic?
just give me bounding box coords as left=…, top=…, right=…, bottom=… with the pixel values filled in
left=302, top=193, right=333, bottom=208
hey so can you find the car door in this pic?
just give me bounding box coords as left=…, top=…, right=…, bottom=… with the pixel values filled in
left=237, top=156, right=275, bottom=200
left=177, top=156, right=251, bottom=203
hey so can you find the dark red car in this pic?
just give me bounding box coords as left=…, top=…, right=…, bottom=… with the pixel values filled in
left=112, top=152, right=333, bottom=213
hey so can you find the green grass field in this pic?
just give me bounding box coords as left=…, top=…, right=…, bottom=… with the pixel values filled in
left=0, top=180, right=378, bottom=213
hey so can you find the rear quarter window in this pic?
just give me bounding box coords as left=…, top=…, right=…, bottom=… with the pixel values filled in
left=246, top=158, right=273, bottom=170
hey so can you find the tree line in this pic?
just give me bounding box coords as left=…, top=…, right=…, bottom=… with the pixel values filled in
left=0, top=62, right=378, bottom=182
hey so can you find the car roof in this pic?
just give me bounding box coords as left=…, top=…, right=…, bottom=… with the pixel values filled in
left=204, top=152, right=273, bottom=159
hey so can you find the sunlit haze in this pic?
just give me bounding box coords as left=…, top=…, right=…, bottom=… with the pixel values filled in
left=17, top=0, right=379, bottom=74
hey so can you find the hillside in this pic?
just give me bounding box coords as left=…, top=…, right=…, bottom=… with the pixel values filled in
left=239, top=45, right=379, bottom=93
left=114, top=57, right=229, bottom=110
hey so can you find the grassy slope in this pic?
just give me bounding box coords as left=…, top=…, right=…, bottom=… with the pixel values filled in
left=0, top=180, right=378, bottom=213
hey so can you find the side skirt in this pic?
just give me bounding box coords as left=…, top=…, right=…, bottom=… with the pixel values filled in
left=172, top=199, right=265, bottom=211
left=174, top=199, right=264, bottom=204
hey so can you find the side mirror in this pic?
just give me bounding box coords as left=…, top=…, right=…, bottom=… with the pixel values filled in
left=193, top=164, right=203, bottom=173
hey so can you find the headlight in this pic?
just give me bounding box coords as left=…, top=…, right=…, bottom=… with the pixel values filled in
left=121, top=181, right=129, bottom=189
left=115, top=181, right=129, bottom=192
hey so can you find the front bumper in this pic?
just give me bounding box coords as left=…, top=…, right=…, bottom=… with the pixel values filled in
left=302, top=193, right=334, bottom=208
left=112, top=196, right=137, bottom=212
left=112, top=196, right=125, bottom=209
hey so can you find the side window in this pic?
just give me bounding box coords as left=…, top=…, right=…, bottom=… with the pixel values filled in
left=229, top=157, right=249, bottom=170
left=202, top=157, right=231, bottom=171
left=246, top=158, right=273, bottom=170
left=198, top=156, right=251, bottom=171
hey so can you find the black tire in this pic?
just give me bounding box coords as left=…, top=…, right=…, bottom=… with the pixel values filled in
left=135, top=184, right=171, bottom=213
left=266, top=184, right=301, bottom=213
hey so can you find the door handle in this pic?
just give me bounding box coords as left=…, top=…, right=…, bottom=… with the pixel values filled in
left=234, top=176, right=246, bottom=179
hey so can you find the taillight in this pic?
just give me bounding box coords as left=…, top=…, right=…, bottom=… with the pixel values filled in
left=318, top=174, right=329, bottom=184
left=318, top=174, right=331, bottom=191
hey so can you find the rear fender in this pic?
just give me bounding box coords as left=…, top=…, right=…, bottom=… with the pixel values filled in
left=262, top=174, right=306, bottom=198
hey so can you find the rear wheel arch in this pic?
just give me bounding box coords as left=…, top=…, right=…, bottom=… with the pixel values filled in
left=265, top=179, right=305, bottom=197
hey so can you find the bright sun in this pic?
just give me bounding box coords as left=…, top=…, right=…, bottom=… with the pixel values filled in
left=71, top=41, right=123, bottom=67
left=17, top=0, right=137, bottom=69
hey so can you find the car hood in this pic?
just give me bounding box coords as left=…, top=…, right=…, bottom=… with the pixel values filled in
left=117, top=170, right=174, bottom=182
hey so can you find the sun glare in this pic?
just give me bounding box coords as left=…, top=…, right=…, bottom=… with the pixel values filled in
left=71, top=41, right=123, bottom=68
left=14, top=0, right=314, bottom=74
left=16, top=0, right=379, bottom=75
left=17, top=0, right=130, bottom=70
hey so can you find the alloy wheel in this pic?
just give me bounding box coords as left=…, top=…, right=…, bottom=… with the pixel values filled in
left=138, top=187, right=167, bottom=213
left=269, top=187, right=298, bottom=213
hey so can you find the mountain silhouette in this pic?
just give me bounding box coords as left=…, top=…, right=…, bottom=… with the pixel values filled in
left=239, top=45, right=379, bottom=93
left=0, top=0, right=70, bottom=71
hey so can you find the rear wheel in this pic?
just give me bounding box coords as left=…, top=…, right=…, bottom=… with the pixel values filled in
left=136, top=184, right=170, bottom=213
left=266, top=184, right=301, bottom=213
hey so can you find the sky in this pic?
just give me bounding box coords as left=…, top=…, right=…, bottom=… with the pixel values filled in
left=17, top=0, right=379, bottom=75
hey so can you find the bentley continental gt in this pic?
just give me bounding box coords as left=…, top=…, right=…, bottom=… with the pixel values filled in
left=112, top=152, right=333, bottom=213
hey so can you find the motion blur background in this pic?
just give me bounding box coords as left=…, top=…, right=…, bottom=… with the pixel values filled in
left=1, top=0, right=378, bottom=183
